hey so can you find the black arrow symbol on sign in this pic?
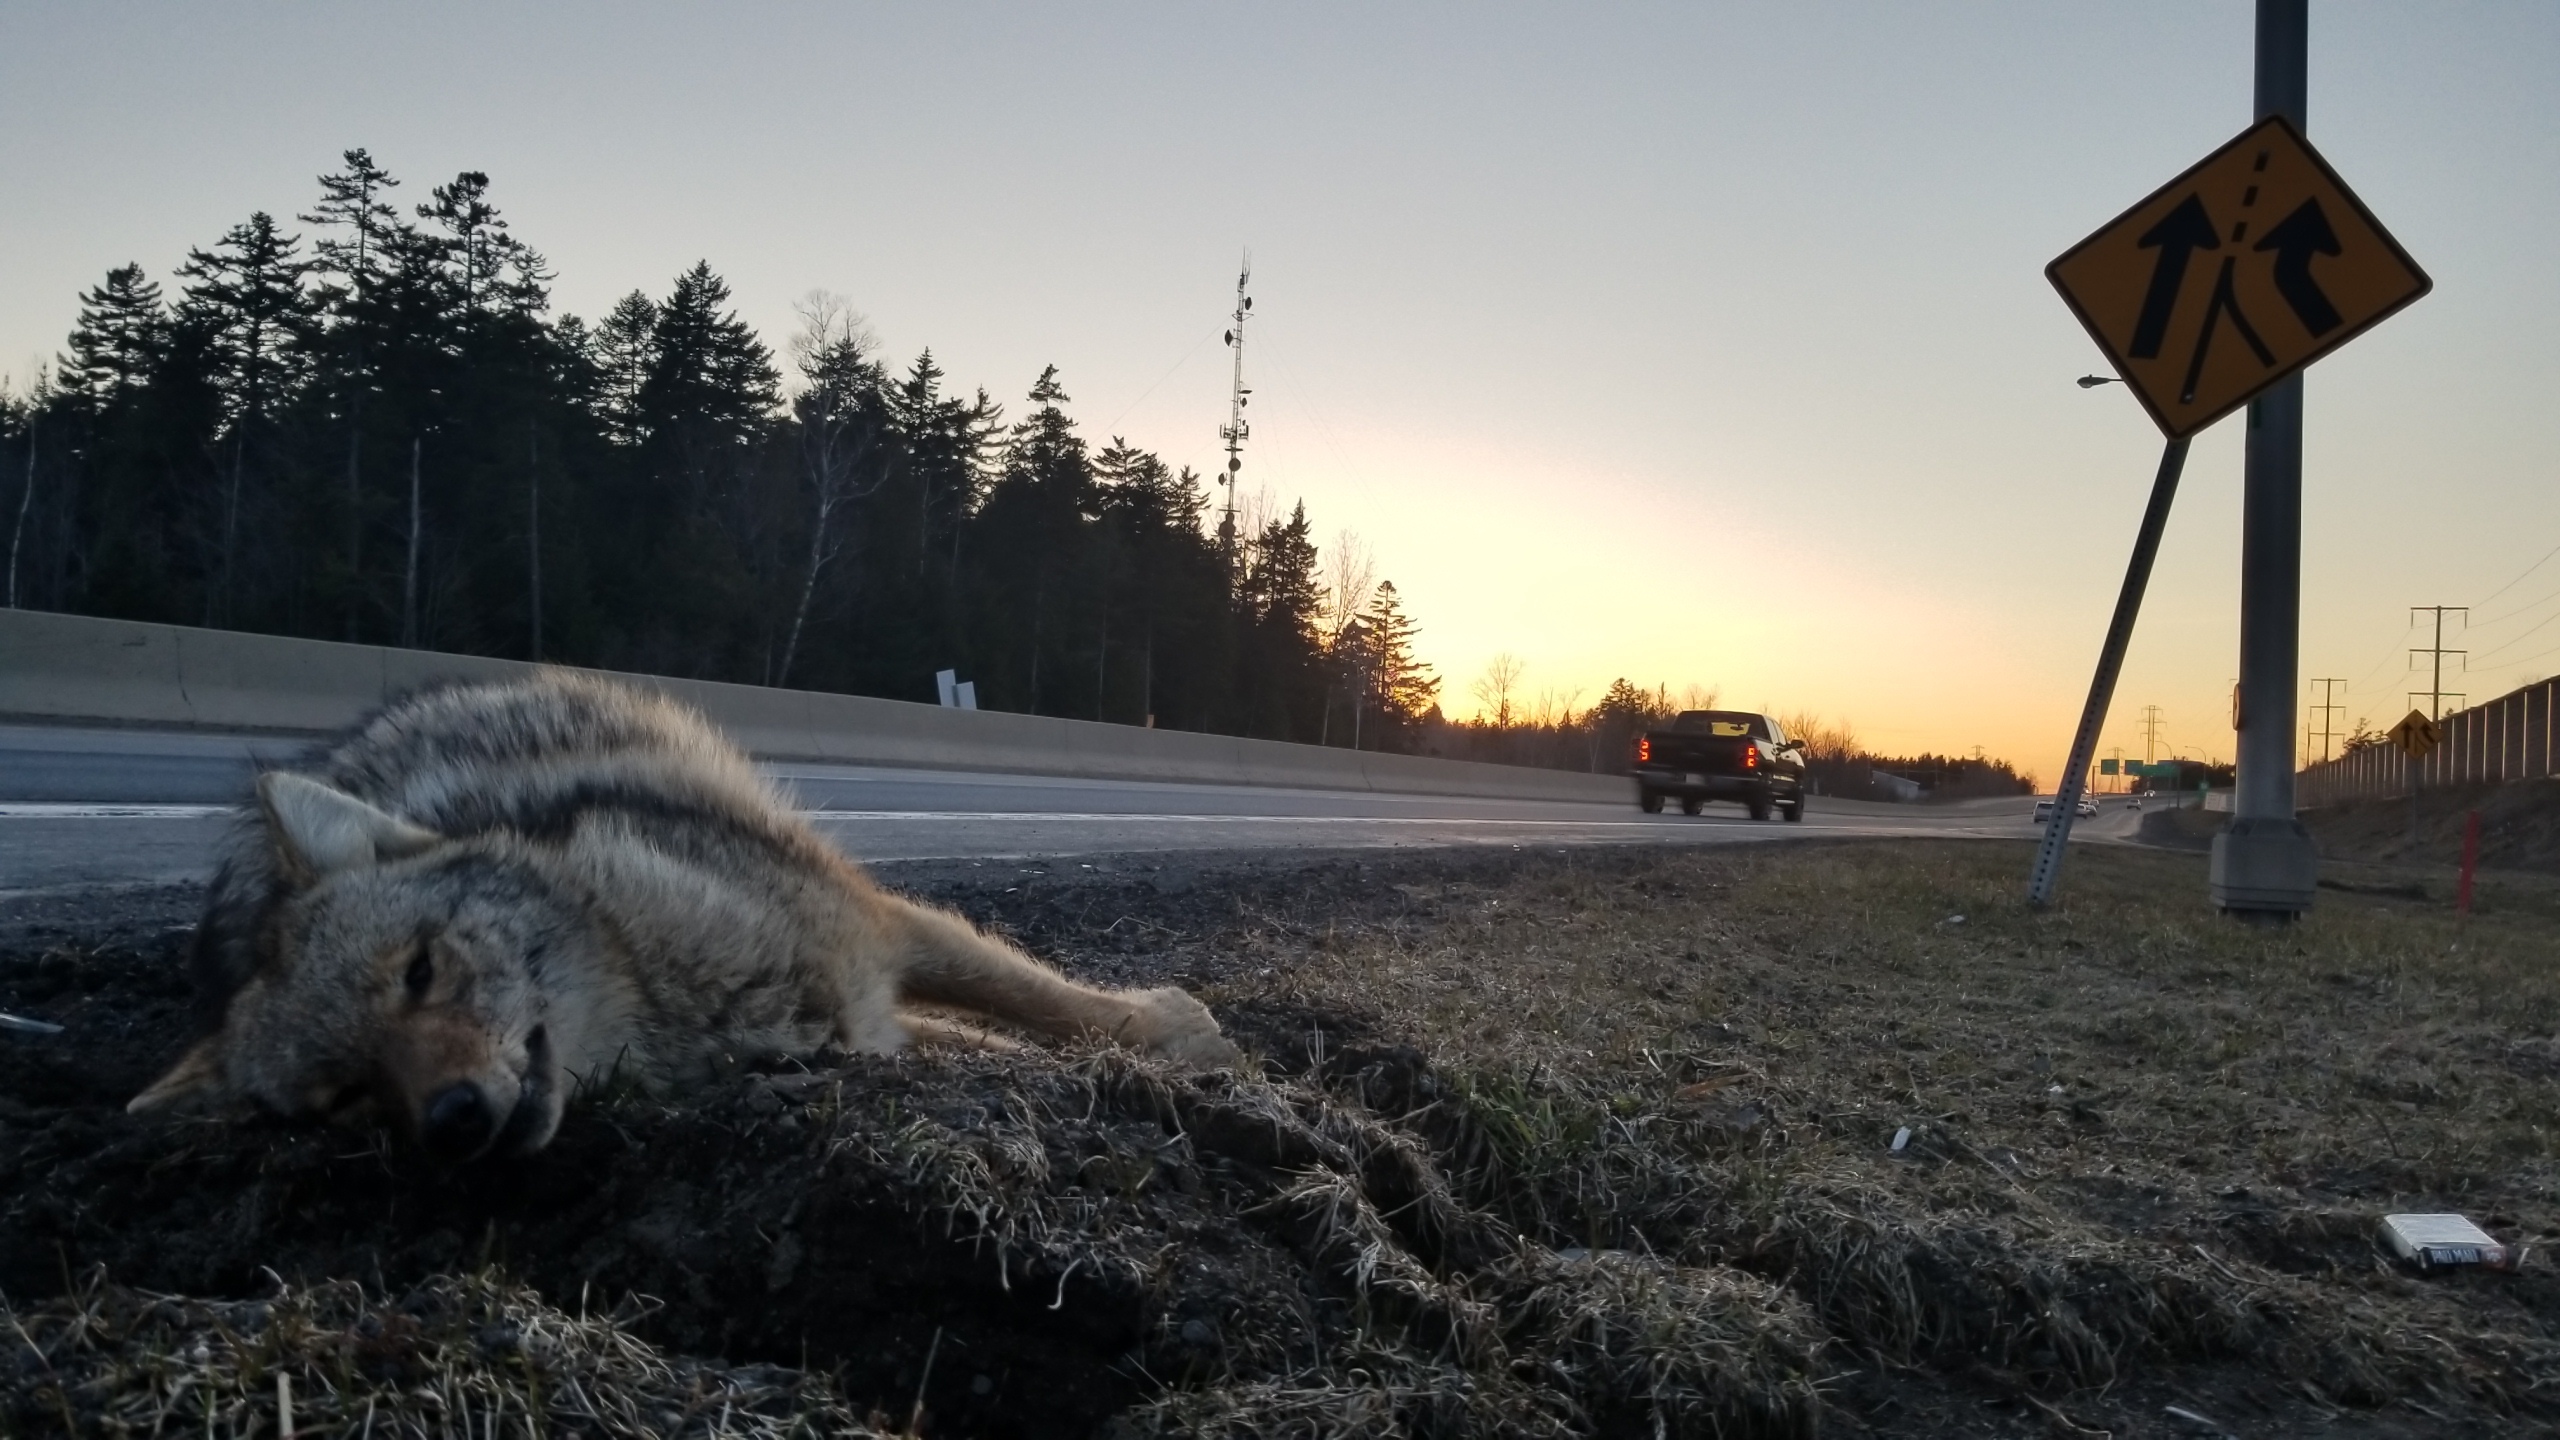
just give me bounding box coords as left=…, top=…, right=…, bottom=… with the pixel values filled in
left=2179, top=256, right=2278, bottom=404
left=2255, top=197, right=2343, bottom=336
left=2130, top=194, right=2221, bottom=360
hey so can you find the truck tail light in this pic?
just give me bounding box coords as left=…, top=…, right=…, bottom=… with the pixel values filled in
left=1741, top=745, right=1759, bottom=769
left=1636, top=737, right=1651, bottom=763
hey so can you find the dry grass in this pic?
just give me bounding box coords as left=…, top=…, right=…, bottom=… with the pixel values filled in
left=1209, top=841, right=2560, bottom=1419
left=2, top=1269, right=881, bottom=1438
left=827, top=1051, right=1828, bottom=1438
left=6, top=839, right=2553, bottom=1436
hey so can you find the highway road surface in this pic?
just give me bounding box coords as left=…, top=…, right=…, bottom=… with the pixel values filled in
left=0, top=722, right=2124, bottom=898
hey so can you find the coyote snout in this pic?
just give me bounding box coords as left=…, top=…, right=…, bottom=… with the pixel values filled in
left=131, top=674, right=1240, bottom=1156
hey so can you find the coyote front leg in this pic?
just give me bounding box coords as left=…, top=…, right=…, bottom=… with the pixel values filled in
left=885, top=898, right=1239, bottom=1067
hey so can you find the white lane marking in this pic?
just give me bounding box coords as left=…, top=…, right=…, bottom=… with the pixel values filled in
left=0, top=803, right=2025, bottom=835
left=0, top=803, right=1685, bottom=825
left=807, top=810, right=1630, bottom=824
left=806, top=811, right=2000, bottom=837
left=0, top=803, right=235, bottom=818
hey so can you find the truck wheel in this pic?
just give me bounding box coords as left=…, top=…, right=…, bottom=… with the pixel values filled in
left=1639, top=789, right=1665, bottom=814
left=1748, top=796, right=1774, bottom=822
left=1679, top=796, right=1704, bottom=816
left=1783, top=795, right=1805, bottom=822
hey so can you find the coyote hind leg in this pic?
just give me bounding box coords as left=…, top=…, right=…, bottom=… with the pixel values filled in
left=888, top=897, right=1239, bottom=1067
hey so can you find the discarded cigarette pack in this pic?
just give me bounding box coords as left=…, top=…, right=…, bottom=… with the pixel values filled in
left=2379, top=1213, right=2517, bottom=1271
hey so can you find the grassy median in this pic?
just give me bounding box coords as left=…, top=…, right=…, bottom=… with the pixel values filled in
left=4, top=839, right=2554, bottom=1436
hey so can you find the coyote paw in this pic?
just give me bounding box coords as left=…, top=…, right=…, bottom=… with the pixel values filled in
left=1127, top=988, right=1243, bottom=1069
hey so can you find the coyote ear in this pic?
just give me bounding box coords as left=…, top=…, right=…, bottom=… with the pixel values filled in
left=259, top=772, right=442, bottom=879
left=127, top=1035, right=229, bottom=1113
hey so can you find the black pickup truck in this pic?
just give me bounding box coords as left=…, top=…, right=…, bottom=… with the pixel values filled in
left=1631, top=710, right=1808, bottom=821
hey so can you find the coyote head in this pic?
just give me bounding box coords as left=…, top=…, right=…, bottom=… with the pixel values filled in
left=131, top=773, right=600, bottom=1162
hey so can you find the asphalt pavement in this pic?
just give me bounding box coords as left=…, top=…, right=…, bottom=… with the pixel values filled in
left=0, top=721, right=2094, bottom=899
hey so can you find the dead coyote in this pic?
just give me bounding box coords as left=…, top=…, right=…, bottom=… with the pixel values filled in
left=130, top=673, right=1240, bottom=1160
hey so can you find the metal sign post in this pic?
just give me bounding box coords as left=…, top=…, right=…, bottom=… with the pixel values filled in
left=2028, top=439, right=2191, bottom=907
left=2035, top=0, right=2428, bottom=912
left=2211, top=0, right=2319, bottom=919
left=2389, top=708, right=2440, bottom=851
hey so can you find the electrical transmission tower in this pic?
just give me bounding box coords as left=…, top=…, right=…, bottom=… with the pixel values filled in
left=2408, top=606, right=2468, bottom=720
left=1216, top=254, right=1254, bottom=575
left=2307, top=677, right=2345, bottom=763
left=2139, top=705, right=2166, bottom=763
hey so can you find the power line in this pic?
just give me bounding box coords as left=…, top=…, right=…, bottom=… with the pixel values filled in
left=2342, top=613, right=2415, bottom=697
left=2475, top=537, right=2560, bottom=607
left=2484, top=634, right=2560, bottom=676
left=2467, top=578, right=2560, bottom=632
left=2470, top=605, right=2560, bottom=664
left=1103, top=325, right=1222, bottom=435
left=2139, top=704, right=2166, bottom=764
left=2408, top=606, right=2468, bottom=720
left=1249, top=330, right=1369, bottom=494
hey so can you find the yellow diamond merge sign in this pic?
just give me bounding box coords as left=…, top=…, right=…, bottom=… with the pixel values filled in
left=2388, top=709, right=2440, bottom=762
left=2048, top=116, right=2430, bottom=440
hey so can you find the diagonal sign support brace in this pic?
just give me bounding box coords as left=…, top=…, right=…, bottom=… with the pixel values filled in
left=2028, top=438, right=2192, bottom=907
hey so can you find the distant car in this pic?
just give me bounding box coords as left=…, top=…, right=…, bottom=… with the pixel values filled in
left=2033, top=796, right=2099, bottom=825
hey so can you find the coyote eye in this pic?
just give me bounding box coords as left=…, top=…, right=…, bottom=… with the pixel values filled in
left=404, top=946, right=435, bottom=999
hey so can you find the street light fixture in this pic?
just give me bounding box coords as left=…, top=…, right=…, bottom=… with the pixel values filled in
left=2076, top=374, right=2122, bottom=389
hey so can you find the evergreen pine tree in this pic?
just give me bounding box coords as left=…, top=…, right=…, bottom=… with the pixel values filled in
left=301, top=149, right=402, bottom=637
left=23, top=155, right=1465, bottom=758
left=593, top=292, right=658, bottom=446
left=302, top=150, right=401, bottom=303
left=1238, top=501, right=1325, bottom=738
left=1357, top=579, right=1437, bottom=747
left=60, top=265, right=166, bottom=403
left=174, top=211, right=314, bottom=624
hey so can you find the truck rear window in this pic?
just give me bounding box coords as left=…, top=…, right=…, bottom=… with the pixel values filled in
left=1672, top=711, right=1769, bottom=739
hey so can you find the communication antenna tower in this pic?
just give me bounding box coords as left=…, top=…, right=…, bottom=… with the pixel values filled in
left=1217, top=253, right=1253, bottom=571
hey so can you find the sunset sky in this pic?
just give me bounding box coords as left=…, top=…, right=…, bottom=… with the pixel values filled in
left=5, top=3, right=2555, bottom=784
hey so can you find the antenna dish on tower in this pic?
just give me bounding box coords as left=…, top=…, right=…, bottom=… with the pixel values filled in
left=1215, top=250, right=1254, bottom=573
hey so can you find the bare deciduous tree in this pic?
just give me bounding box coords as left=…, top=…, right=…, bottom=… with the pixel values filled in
left=1472, top=652, right=1526, bottom=729
left=1529, top=685, right=1583, bottom=729
left=1321, top=528, right=1375, bottom=646
left=775, top=292, right=888, bottom=686
left=1777, top=710, right=1862, bottom=763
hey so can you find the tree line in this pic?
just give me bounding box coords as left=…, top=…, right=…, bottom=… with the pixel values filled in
left=1423, top=661, right=2035, bottom=797
left=0, top=151, right=1442, bottom=749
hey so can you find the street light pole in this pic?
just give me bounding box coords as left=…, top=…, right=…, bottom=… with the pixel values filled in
left=2210, top=0, right=2320, bottom=919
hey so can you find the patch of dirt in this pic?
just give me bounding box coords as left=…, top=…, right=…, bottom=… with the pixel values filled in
left=5, top=841, right=2558, bottom=1437
left=2138, top=777, right=2560, bottom=877
left=2303, top=777, right=2560, bottom=873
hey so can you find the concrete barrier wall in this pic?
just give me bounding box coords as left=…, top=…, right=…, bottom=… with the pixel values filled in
left=0, top=609, right=1629, bottom=805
